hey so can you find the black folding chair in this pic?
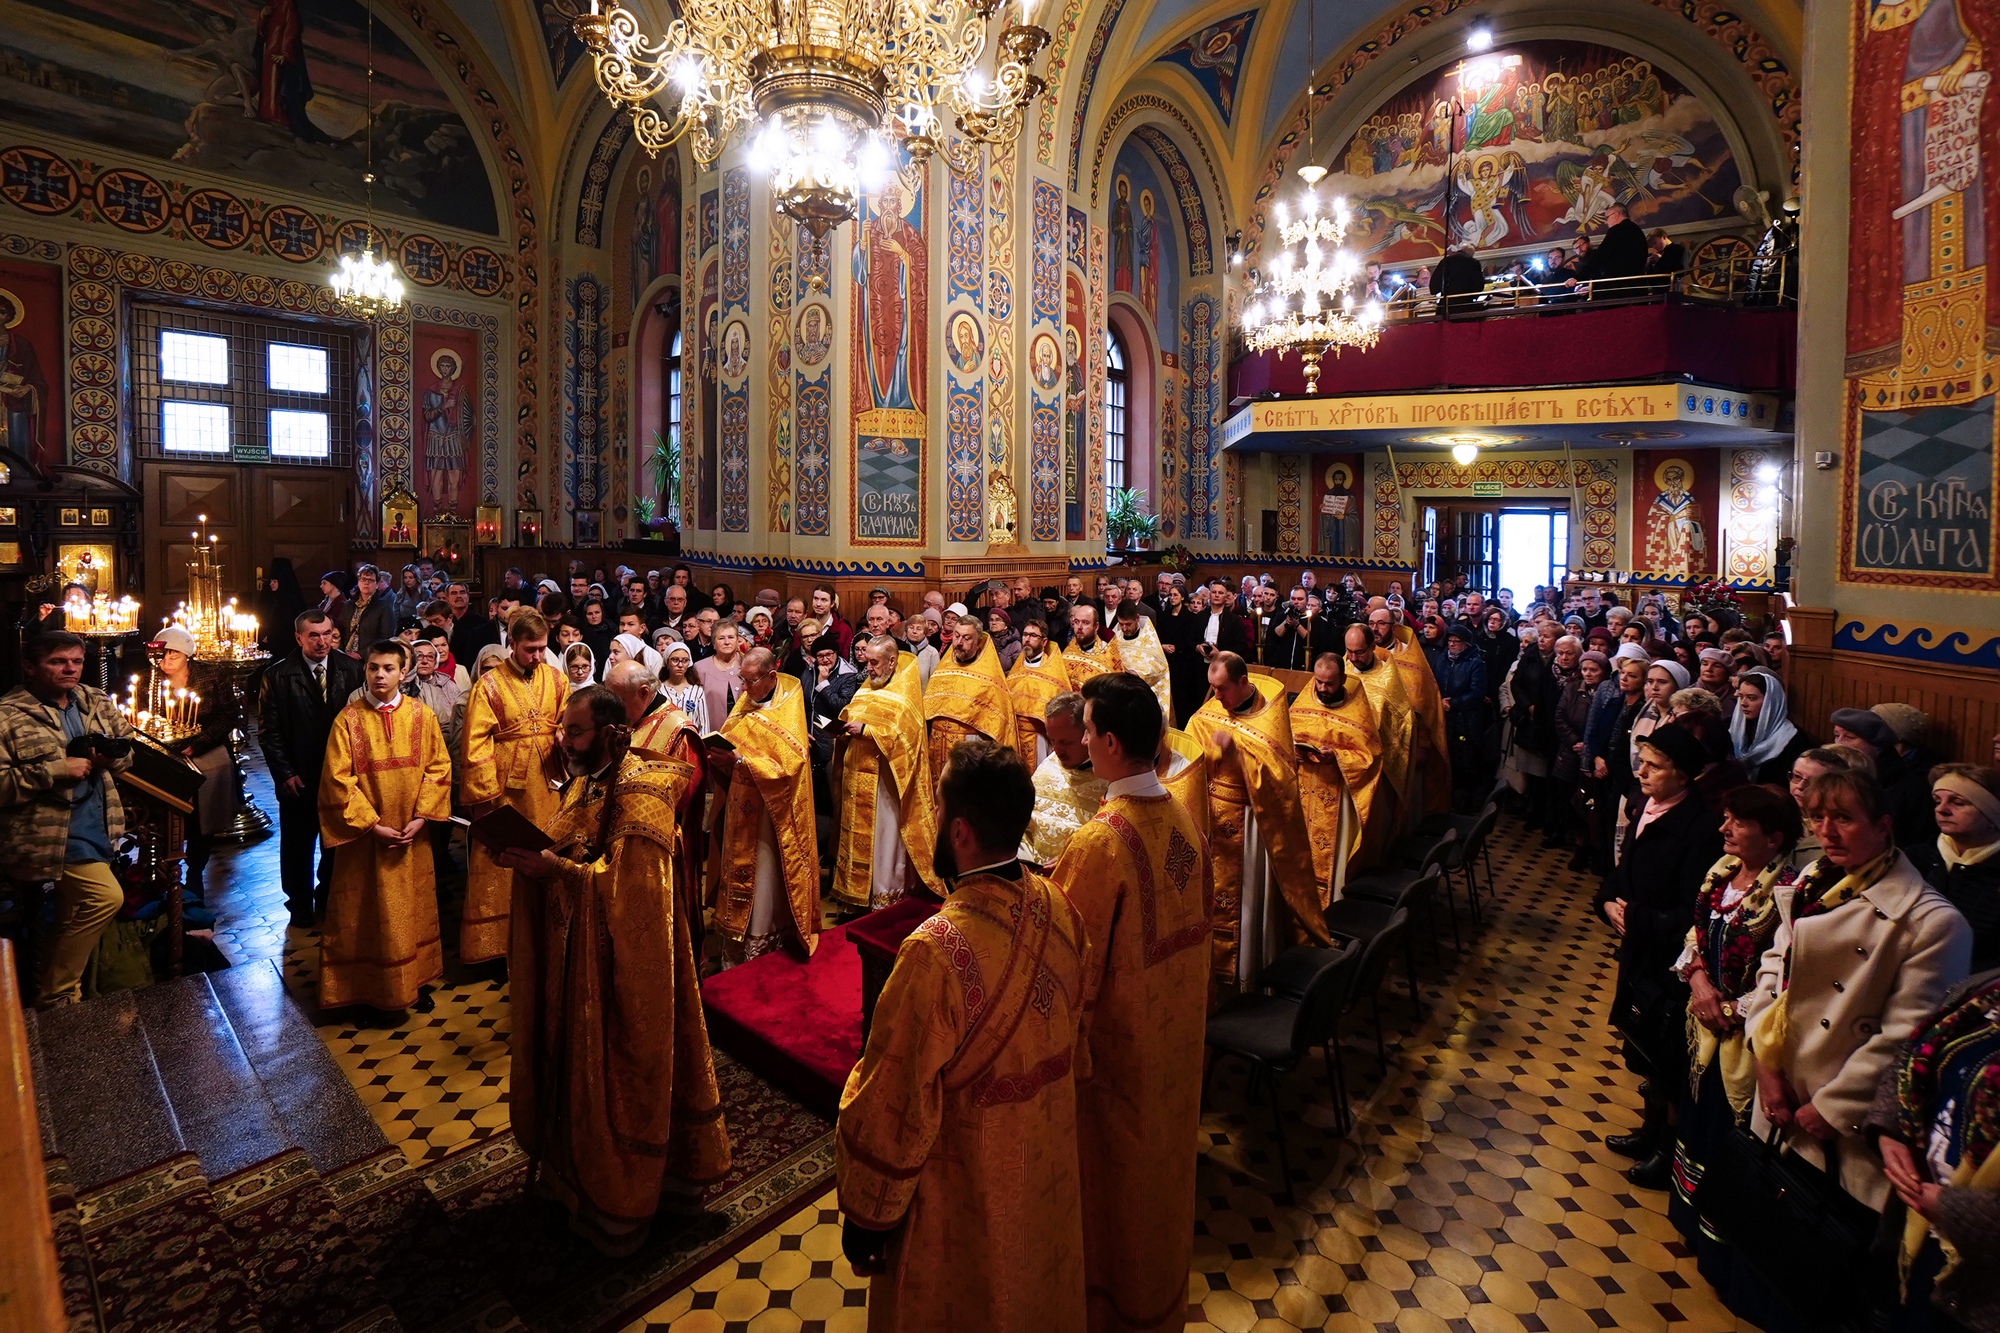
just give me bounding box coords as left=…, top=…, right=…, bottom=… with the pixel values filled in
left=1204, top=939, right=1363, bottom=1198
left=1324, top=868, right=1438, bottom=1021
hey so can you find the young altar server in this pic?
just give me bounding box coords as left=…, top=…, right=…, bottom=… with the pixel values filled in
left=498, top=686, right=731, bottom=1256
left=1051, top=672, right=1213, bottom=1333
left=318, top=639, right=453, bottom=1015
left=458, top=608, right=565, bottom=963
left=837, top=737, right=1090, bottom=1333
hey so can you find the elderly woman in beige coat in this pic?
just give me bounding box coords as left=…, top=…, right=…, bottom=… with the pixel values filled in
left=1740, top=766, right=1972, bottom=1213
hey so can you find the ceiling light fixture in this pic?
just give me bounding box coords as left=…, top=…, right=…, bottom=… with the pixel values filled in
left=1451, top=442, right=1481, bottom=466
left=1466, top=26, right=1494, bottom=51
left=1238, top=0, right=1383, bottom=393
left=327, top=5, right=404, bottom=321
left=574, top=0, right=1049, bottom=242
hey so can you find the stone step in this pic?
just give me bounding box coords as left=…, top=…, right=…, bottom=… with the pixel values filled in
left=210, top=962, right=514, bottom=1331
left=136, top=975, right=400, bottom=1333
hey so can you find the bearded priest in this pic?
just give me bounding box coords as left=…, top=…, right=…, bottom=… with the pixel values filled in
left=838, top=738, right=1090, bottom=1333
left=1064, top=603, right=1120, bottom=685
left=1051, top=672, right=1211, bottom=1333
left=1186, top=651, right=1334, bottom=994
left=833, top=636, right=942, bottom=911
left=921, top=614, right=1015, bottom=801
left=497, top=685, right=730, bottom=1257
left=1290, top=651, right=1385, bottom=900
left=1007, top=618, right=1074, bottom=769
left=1020, top=691, right=1109, bottom=870
left=709, top=648, right=820, bottom=961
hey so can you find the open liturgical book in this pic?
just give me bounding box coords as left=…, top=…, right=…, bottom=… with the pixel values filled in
left=449, top=804, right=557, bottom=855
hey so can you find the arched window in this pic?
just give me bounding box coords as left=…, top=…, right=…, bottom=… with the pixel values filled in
left=1103, top=328, right=1128, bottom=507
left=660, top=329, right=682, bottom=523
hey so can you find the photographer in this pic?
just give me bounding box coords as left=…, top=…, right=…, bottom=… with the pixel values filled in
left=1263, top=585, right=1340, bottom=671
left=0, top=631, right=136, bottom=1006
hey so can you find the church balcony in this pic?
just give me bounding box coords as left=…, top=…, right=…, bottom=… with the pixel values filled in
left=1230, top=273, right=1797, bottom=402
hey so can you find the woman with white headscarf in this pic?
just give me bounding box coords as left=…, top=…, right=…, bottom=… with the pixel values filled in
left=659, top=641, right=708, bottom=732
left=605, top=632, right=663, bottom=678
left=1728, top=666, right=1808, bottom=784
left=562, top=642, right=596, bottom=689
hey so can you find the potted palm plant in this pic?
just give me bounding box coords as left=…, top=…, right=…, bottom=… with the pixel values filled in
left=1105, top=487, right=1161, bottom=553
left=645, top=430, right=679, bottom=534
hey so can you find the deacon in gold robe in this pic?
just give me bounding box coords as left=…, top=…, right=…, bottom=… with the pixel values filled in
left=838, top=737, right=1089, bottom=1333
left=1290, top=651, right=1385, bottom=900
left=1051, top=673, right=1211, bottom=1333
left=1185, top=652, right=1333, bottom=994
left=710, top=649, right=820, bottom=960
left=1006, top=618, right=1073, bottom=769
left=1107, top=604, right=1174, bottom=725
left=318, top=641, right=453, bottom=1013
left=921, top=615, right=1015, bottom=800
left=498, top=686, right=730, bottom=1257
left=1374, top=607, right=1452, bottom=821
left=833, top=636, right=942, bottom=910
left=1158, top=727, right=1210, bottom=836
left=459, top=608, right=566, bottom=963
left=1063, top=603, right=1120, bottom=685
left=1020, top=691, right=1109, bottom=869
left=1345, top=623, right=1415, bottom=862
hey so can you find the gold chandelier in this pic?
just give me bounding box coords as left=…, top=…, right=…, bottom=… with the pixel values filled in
left=1241, top=173, right=1383, bottom=392
left=327, top=2, right=404, bottom=321
left=575, top=0, right=1050, bottom=236
left=1237, top=0, right=1379, bottom=394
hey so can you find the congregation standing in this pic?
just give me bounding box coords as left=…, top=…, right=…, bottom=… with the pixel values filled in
left=6, top=555, right=1998, bottom=1333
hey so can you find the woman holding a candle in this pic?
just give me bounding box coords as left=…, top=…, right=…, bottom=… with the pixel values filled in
left=157, top=626, right=242, bottom=901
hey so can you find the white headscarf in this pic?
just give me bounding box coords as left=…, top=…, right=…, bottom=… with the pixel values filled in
left=1729, top=667, right=1797, bottom=768
left=611, top=632, right=663, bottom=677
left=1649, top=658, right=1691, bottom=690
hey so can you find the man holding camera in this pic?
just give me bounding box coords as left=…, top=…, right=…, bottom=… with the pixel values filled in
left=0, top=631, right=136, bottom=1005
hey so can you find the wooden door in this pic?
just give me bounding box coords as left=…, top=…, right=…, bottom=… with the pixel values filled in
left=141, top=462, right=350, bottom=617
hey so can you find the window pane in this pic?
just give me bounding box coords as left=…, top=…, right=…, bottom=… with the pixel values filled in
left=268, top=343, right=329, bottom=394
left=270, top=408, right=330, bottom=458
left=162, top=331, right=230, bottom=384
left=163, top=401, right=230, bottom=452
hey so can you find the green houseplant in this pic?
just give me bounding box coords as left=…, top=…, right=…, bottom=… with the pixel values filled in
left=646, top=430, right=680, bottom=529
left=1105, top=487, right=1161, bottom=551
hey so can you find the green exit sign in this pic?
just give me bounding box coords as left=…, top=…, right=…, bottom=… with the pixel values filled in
left=1473, top=481, right=1502, bottom=497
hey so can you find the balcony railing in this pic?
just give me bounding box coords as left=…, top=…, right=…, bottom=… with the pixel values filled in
left=1374, top=250, right=1795, bottom=325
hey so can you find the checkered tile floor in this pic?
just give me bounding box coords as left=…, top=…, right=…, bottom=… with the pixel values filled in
left=621, top=820, right=1758, bottom=1333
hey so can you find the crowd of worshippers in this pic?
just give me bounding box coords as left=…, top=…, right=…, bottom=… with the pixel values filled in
left=6, top=556, right=1999, bottom=1333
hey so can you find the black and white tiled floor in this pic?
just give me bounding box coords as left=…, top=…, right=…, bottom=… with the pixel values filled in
left=204, top=745, right=1752, bottom=1331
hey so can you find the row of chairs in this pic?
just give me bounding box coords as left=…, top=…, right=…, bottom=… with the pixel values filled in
left=1203, top=784, right=1506, bottom=1202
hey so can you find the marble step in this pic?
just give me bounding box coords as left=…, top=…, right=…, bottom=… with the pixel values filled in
left=210, top=961, right=514, bottom=1332
left=135, top=975, right=399, bottom=1333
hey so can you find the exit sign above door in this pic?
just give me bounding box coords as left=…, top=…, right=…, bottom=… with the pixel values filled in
left=1472, top=481, right=1503, bottom=497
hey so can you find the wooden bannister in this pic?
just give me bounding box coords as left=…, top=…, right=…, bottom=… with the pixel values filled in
left=0, top=940, right=63, bottom=1333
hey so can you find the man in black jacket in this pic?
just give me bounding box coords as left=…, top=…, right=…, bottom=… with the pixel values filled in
left=445, top=580, right=500, bottom=665
left=342, top=563, right=398, bottom=658
left=1429, top=245, right=1487, bottom=315
left=258, top=609, right=363, bottom=925
left=1577, top=205, right=1649, bottom=289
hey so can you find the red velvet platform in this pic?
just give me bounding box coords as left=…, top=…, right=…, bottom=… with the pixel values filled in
left=701, top=925, right=865, bottom=1118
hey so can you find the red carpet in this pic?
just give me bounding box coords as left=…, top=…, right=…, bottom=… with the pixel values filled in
left=701, top=925, right=863, bottom=1117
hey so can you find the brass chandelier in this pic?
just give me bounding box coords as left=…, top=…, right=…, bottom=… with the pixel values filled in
left=327, top=2, right=404, bottom=320
left=1238, top=0, right=1380, bottom=393
left=575, top=0, right=1051, bottom=237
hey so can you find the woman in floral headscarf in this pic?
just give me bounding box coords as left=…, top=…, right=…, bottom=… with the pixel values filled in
left=1868, top=966, right=2000, bottom=1333
left=1667, top=783, right=1803, bottom=1293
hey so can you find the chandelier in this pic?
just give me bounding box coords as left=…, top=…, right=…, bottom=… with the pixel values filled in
left=1241, top=175, right=1383, bottom=392
left=575, top=0, right=1050, bottom=238
left=1237, top=0, right=1379, bottom=394
left=327, top=5, right=404, bottom=320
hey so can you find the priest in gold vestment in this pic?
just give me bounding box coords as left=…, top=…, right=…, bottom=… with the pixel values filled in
left=459, top=609, right=566, bottom=963
left=606, top=659, right=708, bottom=941
left=921, top=616, right=1015, bottom=800
left=1290, top=651, right=1384, bottom=898
left=1108, top=603, right=1173, bottom=725
left=1019, top=691, right=1108, bottom=869
left=499, top=686, right=730, bottom=1257
left=1006, top=618, right=1073, bottom=769
left=1374, top=607, right=1452, bottom=820
left=1052, top=673, right=1211, bottom=1333
left=833, top=636, right=941, bottom=910
left=1345, top=624, right=1415, bottom=862
left=838, top=737, right=1090, bottom=1333
left=318, top=641, right=453, bottom=1013
left=1063, top=603, right=1120, bottom=684
left=710, top=648, right=821, bottom=960
left=1185, top=652, right=1333, bottom=993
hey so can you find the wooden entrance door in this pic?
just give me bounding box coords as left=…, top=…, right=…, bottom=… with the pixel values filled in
left=1421, top=502, right=1500, bottom=595
left=140, top=462, right=351, bottom=616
